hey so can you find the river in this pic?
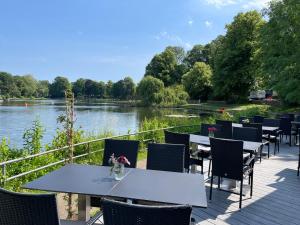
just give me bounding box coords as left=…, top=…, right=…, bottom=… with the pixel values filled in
left=0, top=99, right=197, bottom=148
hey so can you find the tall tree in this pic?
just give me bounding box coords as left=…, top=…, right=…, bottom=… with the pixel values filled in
left=184, top=44, right=210, bottom=68
left=182, top=62, right=212, bottom=100
left=105, top=80, right=114, bottom=98
left=36, top=80, right=49, bottom=98
left=213, top=11, right=265, bottom=102
left=145, top=48, right=178, bottom=86
left=0, top=72, right=19, bottom=97
left=260, top=0, right=300, bottom=104
left=137, top=76, right=164, bottom=105
left=49, top=76, right=71, bottom=98
left=72, top=78, right=86, bottom=97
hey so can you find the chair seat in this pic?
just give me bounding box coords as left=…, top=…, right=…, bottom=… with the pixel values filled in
left=60, top=220, right=87, bottom=225
left=243, top=153, right=250, bottom=162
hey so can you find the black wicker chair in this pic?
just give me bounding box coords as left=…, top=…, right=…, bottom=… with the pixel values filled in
left=164, top=130, right=201, bottom=173
left=253, top=115, right=264, bottom=123
left=91, top=139, right=140, bottom=207
left=243, top=123, right=270, bottom=159
left=209, top=138, right=255, bottom=209
left=0, top=188, right=90, bottom=225
left=279, top=117, right=296, bottom=146
left=147, top=143, right=185, bottom=173
left=102, top=139, right=140, bottom=167
left=263, top=118, right=281, bottom=154
left=215, top=120, right=233, bottom=139
left=102, top=198, right=192, bottom=225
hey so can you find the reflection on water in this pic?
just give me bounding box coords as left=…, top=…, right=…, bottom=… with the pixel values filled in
left=0, top=100, right=195, bottom=148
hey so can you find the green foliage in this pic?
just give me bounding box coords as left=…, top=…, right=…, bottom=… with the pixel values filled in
left=182, top=62, right=212, bottom=100
left=112, top=77, right=136, bottom=100
left=137, top=76, right=164, bottom=105
left=184, top=44, right=210, bottom=68
left=213, top=11, right=266, bottom=102
left=154, top=85, right=189, bottom=106
left=0, top=72, right=19, bottom=98
left=23, top=119, right=44, bottom=154
left=260, top=0, right=300, bottom=105
left=145, top=47, right=187, bottom=86
left=49, top=76, right=71, bottom=98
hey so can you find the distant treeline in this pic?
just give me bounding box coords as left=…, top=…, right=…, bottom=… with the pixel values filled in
left=1, top=0, right=299, bottom=105
left=0, top=72, right=135, bottom=100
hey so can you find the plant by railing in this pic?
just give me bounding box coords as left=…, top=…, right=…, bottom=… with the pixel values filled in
left=0, top=123, right=200, bottom=191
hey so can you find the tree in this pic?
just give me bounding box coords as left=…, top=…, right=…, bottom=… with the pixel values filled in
left=206, top=35, right=225, bottom=71
left=0, top=72, right=19, bottom=97
left=49, top=76, right=71, bottom=98
left=137, top=76, right=164, bottom=105
left=105, top=80, right=114, bottom=98
left=36, top=80, right=49, bottom=98
left=145, top=48, right=178, bottom=86
left=112, top=77, right=135, bottom=100
left=98, top=81, right=106, bottom=98
left=72, top=78, right=86, bottom=97
left=212, top=11, right=265, bottom=102
left=182, top=62, right=212, bottom=100
left=154, top=85, right=189, bottom=106
left=165, top=46, right=186, bottom=64
left=84, top=79, right=100, bottom=97
left=260, top=0, right=300, bottom=104
left=184, top=44, right=210, bottom=68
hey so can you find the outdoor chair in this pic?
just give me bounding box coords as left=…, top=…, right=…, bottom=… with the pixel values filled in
left=147, top=143, right=185, bottom=173
left=209, top=138, right=255, bottom=209
left=298, top=128, right=300, bottom=176
left=215, top=120, right=233, bottom=139
left=280, top=117, right=296, bottom=146
left=92, top=139, right=140, bottom=207
left=253, top=115, right=264, bottom=123
left=0, top=187, right=94, bottom=225
left=164, top=130, right=202, bottom=173
left=263, top=118, right=281, bottom=153
left=102, top=198, right=192, bottom=225
left=243, top=123, right=270, bottom=159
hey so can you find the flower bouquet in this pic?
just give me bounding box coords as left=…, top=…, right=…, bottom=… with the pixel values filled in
left=109, top=154, right=130, bottom=180
left=208, top=127, right=218, bottom=137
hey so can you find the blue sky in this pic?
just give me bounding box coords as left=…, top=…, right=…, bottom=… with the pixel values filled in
left=0, top=0, right=269, bottom=83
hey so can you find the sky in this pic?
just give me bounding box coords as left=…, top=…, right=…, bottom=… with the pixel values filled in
left=0, top=0, right=270, bottom=83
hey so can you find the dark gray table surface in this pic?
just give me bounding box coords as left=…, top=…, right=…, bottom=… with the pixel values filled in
left=109, top=168, right=207, bottom=208
left=190, top=134, right=262, bottom=153
left=24, top=164, right=207, bottom=208
left=24, top=164, right=126, bottom=196
left=232, top=123, right=279, bottom=132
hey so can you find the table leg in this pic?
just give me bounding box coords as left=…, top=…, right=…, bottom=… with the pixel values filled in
left=78, top=194, right=91, bottom=221
left=190, top=143, right=197, bottom=173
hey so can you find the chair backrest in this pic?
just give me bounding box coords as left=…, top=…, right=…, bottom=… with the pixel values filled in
left=164, top=130, right=190, bottom=170
left=147, top=143, right=185, bottom=173
left=0, top=188, right=60, bottom=225
left=281, top=113, right=295, bottom=121
left=200, top=123, right=223, bottom=137
left=210, top=138, right=244, bottom=181
left=263, top=118, right=280, bottom=127
left=295, top=115, right=300, bottom=122
left=216, top=120, right=233, bottom=139
left=102, top=198, right=192, bottom=225
left=253, top=115, right=264, bottom=123
left=280, top=117, right=292, bottom=135
left=102, top=139, right=139, bottom=168
left=242, top=123, right=262, bottom=142
left=233, top=127, right=259, bottom=142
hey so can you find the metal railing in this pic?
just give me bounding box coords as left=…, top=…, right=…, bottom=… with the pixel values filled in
left=0, top=124, right=199, bottom=185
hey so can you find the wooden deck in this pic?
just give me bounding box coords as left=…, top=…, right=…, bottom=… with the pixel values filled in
left=192, top=142, right=300, bottom=225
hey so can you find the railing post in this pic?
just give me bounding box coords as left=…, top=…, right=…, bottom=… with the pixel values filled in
left=1, top=164, right=6, bottom=187
left=87, top=143, right=91, bottom=163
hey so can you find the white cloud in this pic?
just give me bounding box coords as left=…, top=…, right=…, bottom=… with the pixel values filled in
left=242, top=0, right=270, bottom=9
left=154, top=31, right=192, bottom=49
left=205, top=0, right=237, bottom=8
left=188, top=20, right=194, bottom=26
left=205, top=0, right=270, bottom=9
left=205, top=21, right=213, bottom=28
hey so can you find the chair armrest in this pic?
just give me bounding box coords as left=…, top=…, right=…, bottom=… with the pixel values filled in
left=244, top=155, right=255, bottom=167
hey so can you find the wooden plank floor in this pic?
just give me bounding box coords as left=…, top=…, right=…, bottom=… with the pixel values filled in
left=192, top=142, right=300, bottom=225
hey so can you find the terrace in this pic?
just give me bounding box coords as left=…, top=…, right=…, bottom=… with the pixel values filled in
left=1, top=116, right=300, bottom=225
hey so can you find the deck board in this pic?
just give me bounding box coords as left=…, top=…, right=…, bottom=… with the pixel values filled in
left=193, top=143, right=300, bottom=225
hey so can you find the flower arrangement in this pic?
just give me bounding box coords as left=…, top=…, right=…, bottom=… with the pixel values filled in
left=109, top=154, right=130, bottom=180
left=208, top=127, right=218, bottom=137
left=242, top=118, right=250, bottom=123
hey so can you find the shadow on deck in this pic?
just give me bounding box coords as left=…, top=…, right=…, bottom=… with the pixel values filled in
left=193, top=143, right=300, bottom=225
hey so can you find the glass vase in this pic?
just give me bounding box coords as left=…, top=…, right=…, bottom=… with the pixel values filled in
left=208, top=131, right=214, bottom=138
left=113, top=163, right=125, bottom=181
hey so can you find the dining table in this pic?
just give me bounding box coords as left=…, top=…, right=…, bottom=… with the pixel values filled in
left=24, top=163, right=207, bottom=221
left=232, top=123, right=279, bottom=132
